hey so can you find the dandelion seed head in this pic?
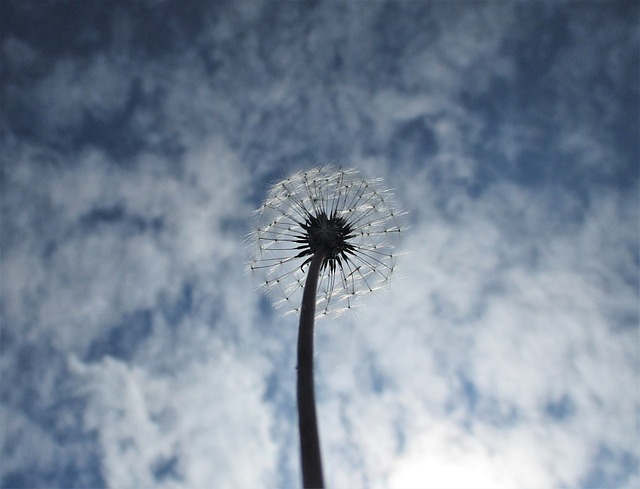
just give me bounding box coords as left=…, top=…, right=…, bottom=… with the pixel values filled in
left=249, top=166, right=405, bottom=318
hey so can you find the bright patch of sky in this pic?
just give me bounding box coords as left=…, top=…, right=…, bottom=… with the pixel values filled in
left=1, top=1, right=638, bottom=488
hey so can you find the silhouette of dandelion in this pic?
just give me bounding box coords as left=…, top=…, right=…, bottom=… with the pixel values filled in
left=249, top=166, right=405, bottom=488
left=250, top=166, right=404, bottom=318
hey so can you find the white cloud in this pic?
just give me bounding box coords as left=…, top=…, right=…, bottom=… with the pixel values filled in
left=2, top=133, right=254, bottom=348
left=2, top=121, right=277, bottom=487
left=33, top=54, right=133, bottom=134
left=69, top=334, right=278, bottom=489
left=387, top=419, right=547, bottom=489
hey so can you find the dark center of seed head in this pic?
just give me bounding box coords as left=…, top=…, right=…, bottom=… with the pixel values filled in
left=298, top=211, right=356, bottom=270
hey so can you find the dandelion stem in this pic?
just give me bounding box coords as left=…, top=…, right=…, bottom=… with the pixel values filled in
left=297, top=248, right=326, bottom=489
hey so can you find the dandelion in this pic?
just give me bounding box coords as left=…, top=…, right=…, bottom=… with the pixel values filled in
left=249, top=166, right=404, bottom=488
left=250, top=166, right=404, bottom=318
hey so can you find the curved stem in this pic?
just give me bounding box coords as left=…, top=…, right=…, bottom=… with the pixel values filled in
left=297, top=249, right=326, bottom=489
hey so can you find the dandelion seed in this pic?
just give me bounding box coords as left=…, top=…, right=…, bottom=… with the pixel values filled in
left=249, top=166, right=405, bottom=318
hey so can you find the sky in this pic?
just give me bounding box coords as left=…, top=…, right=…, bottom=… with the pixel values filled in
left=0, top=1, right=638, bottom=488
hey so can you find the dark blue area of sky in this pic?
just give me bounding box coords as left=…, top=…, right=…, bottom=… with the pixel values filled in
left=461, top=4, right=639, bottom=195
left=3, top=0, right=636, bottom=197
left=79, top=206, right=164, bottom=235
left=1, top=0, right=209, bottom=58
left=580, top=445, right=640, bottom=489
left=85, top=308, right=153, bottom=362
left=544, top=393, right=576, bottom=422
left=453, top=373, right=521, bottom=431
left=151, top=454, right=182, bottom=485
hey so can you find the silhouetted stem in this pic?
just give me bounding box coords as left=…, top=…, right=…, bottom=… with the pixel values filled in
left=297, top=249, right=326, bottom=489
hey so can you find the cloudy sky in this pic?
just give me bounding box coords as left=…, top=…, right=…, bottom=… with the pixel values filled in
left=1, top=1, right=638, bottom=488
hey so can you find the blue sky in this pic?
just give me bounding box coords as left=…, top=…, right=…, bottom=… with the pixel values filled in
left=1, top=1, right=638, bottom=488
